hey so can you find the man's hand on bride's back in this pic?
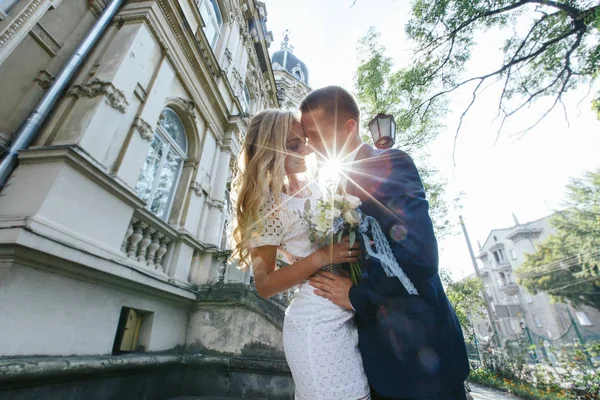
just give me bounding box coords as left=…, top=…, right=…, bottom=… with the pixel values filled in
left=315, top=236, right=361, bottom=267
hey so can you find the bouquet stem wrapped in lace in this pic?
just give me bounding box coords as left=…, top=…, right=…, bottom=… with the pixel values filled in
left=298, top=192, right=364, bottom=284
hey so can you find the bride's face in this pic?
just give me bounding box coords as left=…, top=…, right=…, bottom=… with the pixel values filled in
left=284, top=121, right=309, bottom=175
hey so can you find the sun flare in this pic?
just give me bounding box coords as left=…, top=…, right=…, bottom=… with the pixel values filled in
left=318, top=157, right=344, bottom=186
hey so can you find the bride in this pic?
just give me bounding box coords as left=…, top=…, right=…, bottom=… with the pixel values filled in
left=230, top=109, right=370, bottom=400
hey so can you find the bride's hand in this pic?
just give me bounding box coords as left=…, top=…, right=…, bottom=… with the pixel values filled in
left=316, top=236, right=361, bottom=266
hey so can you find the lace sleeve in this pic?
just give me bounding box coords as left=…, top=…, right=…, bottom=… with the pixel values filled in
left=250, top=194, right=285, bottom=248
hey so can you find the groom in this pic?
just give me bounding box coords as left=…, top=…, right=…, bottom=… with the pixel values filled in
left=301, top=86, right=470, bottom=400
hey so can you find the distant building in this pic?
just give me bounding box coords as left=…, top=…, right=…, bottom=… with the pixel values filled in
left=271, top=32, right=311, bottom=110
left=472, top=215, right=600, bottom=348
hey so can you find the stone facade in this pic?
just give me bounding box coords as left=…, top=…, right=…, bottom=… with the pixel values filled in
left=0, top=0, right=288, bottom=373
left=472, top=215, right=600, bottom=348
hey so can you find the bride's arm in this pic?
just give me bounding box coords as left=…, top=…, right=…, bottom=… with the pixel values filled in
left=250, top=238, right=359, bottom=299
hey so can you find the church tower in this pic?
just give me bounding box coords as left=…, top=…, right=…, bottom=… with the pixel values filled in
left=271, top=32, right=311, bottom=109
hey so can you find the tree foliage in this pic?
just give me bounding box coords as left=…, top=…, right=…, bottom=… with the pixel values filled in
left=516, top=169, right=600, bottom=310
left=440, top=269, right=486, bottom=330
left=403, top=0, right=600, bottom=136
left=354, top=28, right=456, bottom=238
left=355, top=27, right=446, bottom=152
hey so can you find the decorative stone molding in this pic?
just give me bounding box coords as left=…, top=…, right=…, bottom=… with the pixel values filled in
left=132, top=117, right=154, bottom=142
left=30, top=22, right=62, bottom=56
left=231, top=68, right=243, bottom=98
left=88, top=0, right=109, bottom=17
left=134, top=82, right=148, bottom=103
left=34, top=69, right=55, bottom=90
left=190, top=182, right=203, bottom=197
left=222, top=48, right=233, bottom=73
left=207, top=197, right=225, bottom=211
left=175, top=97, right=197, bottom=121
left=66, top=78, right=129, bottom=113
left=0, top=0, right=44, bottom=51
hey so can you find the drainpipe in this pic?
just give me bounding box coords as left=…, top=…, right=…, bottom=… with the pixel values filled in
left=0, top=0, right=125, bottom=188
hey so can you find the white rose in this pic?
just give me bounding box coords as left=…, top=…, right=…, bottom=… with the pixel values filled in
left=324, top=208, right=341, bottom=221
left=334, top=194, right=345, bottom=203
left=343, top=209, right=361, bottom=225
left=344, top=194, right=362, bottom=209
left=311, top=213, right=329, bottom=234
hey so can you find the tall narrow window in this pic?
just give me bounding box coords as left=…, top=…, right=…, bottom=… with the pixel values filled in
left=533, top=314, right=542, bottom=328
left=135, top=108, right=187, bottom=221
left=198, top=0, right=223, bottom=49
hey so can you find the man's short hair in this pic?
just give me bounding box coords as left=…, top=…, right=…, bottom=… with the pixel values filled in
left=299, top=86, right=360, bottom=121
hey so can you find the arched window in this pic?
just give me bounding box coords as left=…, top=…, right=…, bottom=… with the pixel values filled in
left=135, top=108, right=187, bottom=221
left=198, top=0, right=223, bottom=49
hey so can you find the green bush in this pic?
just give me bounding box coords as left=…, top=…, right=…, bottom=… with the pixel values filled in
left=468, top=342, right=600, bottom=400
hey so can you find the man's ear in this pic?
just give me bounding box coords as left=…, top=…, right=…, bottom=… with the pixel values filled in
left=343, top=119, right=358, bottom=136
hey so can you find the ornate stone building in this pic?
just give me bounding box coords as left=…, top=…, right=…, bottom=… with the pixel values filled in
left=271, top=32, right=311, bottom=110
left=0, top=1, right=294, bottom=398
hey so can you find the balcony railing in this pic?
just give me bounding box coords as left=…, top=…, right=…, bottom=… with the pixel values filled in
left=120, top=210, right=176, bottom=273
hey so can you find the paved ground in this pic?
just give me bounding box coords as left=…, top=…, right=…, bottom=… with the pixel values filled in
left=470, top=383, right=523, bottom=400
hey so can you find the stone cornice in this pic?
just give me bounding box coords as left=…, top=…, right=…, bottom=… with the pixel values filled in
left=0, top=220, right=196, bottom=304
left=17, top=145, right=145, bottom=209
left=0, top=0, right=44, bottom=48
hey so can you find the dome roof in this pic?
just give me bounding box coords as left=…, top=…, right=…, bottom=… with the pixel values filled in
left=271, top=34, right=309, bottom=86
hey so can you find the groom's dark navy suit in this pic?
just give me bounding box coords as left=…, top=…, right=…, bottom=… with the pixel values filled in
left=347, top=145, right=470, bottom=399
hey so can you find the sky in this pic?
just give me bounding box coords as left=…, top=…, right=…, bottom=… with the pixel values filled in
left=263, top=0, right=600, bottom=280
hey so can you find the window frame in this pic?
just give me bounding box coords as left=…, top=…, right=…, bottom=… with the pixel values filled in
left=136, top=108, right=188, bottom=221
left=198, top=0, right=224, bottom=49
left=533, top=314, right=543, bottom=328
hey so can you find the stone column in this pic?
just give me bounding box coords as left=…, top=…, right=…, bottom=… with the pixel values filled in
left=203, top=148, right=231, bottom=246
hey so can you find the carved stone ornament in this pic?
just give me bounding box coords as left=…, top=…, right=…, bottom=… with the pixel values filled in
left=34, top=70, right=55, bottom=90
left=222, top=48, right=233, bottom=73
left=66, top=78, right=129, bottom=113
left=207, top=197, right=225, bottom=211
left=132, top=117, right=154, bottom=142
left=190, top=182, right=203, bottom=197
left=176, top=97, right=196, bottom=120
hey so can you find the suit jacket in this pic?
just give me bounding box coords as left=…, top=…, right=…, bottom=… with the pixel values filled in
left=347, top=145, right=470, bottom=399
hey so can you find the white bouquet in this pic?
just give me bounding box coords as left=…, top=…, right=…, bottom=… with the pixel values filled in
left=298, top=192, right=364, bottom=283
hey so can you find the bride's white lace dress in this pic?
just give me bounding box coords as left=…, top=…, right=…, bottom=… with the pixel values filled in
left=251, top=184, right=370, bottom=400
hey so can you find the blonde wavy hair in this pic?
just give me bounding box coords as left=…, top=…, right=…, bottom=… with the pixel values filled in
left=230, top=109, right=300, bottom=268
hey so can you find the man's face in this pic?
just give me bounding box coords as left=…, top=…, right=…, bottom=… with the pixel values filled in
left=301, top=108, right=338, bottom=160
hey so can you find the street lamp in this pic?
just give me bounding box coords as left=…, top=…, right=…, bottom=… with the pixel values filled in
left=368, top=113, right=396, bottom=149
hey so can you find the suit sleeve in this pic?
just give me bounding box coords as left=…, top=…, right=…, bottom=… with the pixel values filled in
left=348, top=149, right=438, bottom=320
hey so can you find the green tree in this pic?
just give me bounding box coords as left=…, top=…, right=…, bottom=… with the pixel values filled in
left=440, top=269, right=486, bottom=330
left=516, top=169, right=600, bottom=310
left=354, top=28, right=456, bottom=238
left=402, top=0, right=600, bottom=135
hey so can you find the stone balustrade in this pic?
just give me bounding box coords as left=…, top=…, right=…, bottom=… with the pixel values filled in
left=121, top=213, right=175, bottom=273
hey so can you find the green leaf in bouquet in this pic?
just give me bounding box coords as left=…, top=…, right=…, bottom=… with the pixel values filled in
left=349, top=230, right=356, bottom=248
left=337, top=230, right=343, bottom=243
left=304, top=199, right=311, bottom=212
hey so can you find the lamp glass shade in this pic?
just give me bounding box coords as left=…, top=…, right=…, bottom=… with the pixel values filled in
left=368, top=113, right=396, bottom=149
